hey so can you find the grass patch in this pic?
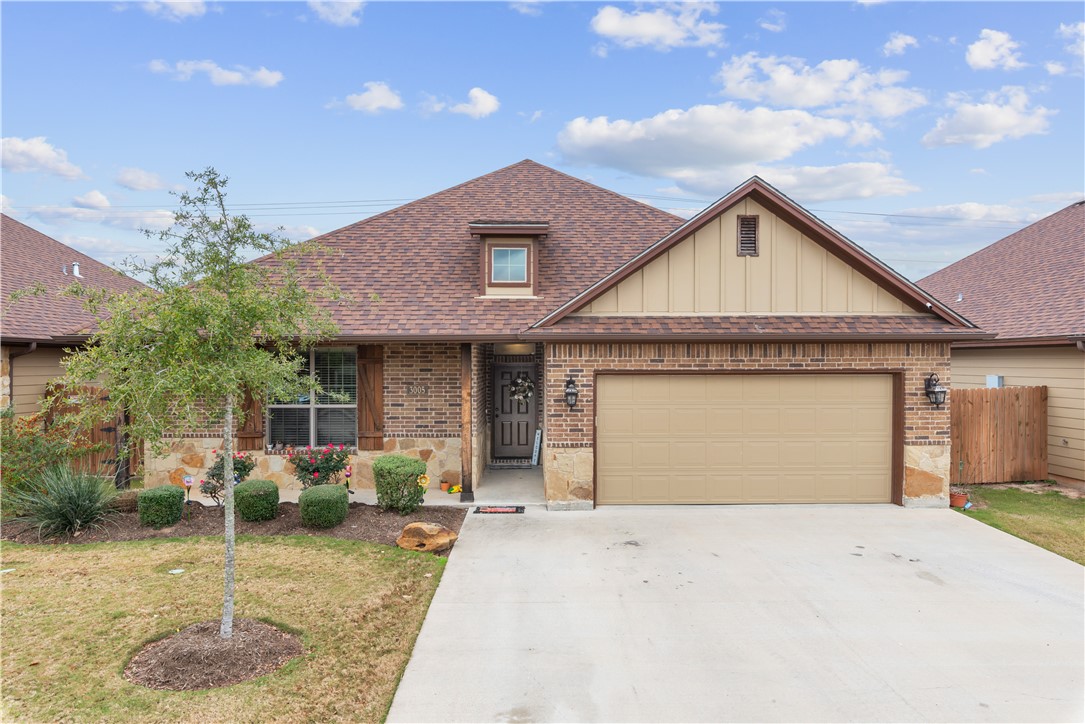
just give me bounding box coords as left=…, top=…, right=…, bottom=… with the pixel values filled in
left=959, top=487, right=1085, bottom=565
left=1, top=535, right=445, bottom=723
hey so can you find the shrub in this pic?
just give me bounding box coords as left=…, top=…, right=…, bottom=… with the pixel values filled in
left=138, top=485, right=184, bottom=528
left=0, top=407, right=100, bottom=514
left=235, top=480, right=279, bottom=522
left=373, top=454, right=428, bottom=515
left=287, top=444, right=351, bottom=488
left=299, top=484, right=348, bottom=529
left=199, top=450, right=257, bottom=506
left=8, top=466, right=118, bottom=539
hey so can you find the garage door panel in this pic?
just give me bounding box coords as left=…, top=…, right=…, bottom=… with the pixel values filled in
left=780, top=475, right=816, bottom=501
left=708, top=408, right=743, bottom=433
left=670, top=475, right=708, bottom=501
left=596, top=374, right=892, bottom=505
left=744, top=408, right=781, bottom=434
left=672, top=409, right=707, bottom=435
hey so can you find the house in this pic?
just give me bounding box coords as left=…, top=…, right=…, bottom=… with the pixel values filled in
left=920, top=202, right=1085, bottom=486
left=143, top=160, right=989, bottom=508
left=1, top=213, right=145, bottom=415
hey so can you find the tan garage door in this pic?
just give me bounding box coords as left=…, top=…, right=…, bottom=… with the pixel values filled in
left=596, top=374, right=893, bottom=504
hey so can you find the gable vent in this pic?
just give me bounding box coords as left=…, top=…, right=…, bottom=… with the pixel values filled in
left=737, top=215, right=759, bottom=256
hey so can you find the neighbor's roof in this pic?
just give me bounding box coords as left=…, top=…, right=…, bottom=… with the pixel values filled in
left=262, top=159, right=683, bottom=339
left=920, top=201, right=1085, bottom=343
left=1, top=214, right=145, bottom=343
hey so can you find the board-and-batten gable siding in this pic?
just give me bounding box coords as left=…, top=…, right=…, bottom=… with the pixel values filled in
left=11, top=347, right=66, bottom=417
left=576, top=198, right=924, bottom=317
left=951, top=346, right=1085, bottom=481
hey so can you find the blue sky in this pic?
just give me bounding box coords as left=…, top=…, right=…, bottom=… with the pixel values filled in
left=2, top=1, right=1082, bottom=280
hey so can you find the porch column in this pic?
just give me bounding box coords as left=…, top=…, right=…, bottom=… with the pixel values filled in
left=459, top=342, right=474, bottom=502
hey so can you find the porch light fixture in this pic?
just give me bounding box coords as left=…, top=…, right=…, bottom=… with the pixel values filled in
left=564, top=378, right=579, bottom=409
left=924, top=373, right=948, bottom=408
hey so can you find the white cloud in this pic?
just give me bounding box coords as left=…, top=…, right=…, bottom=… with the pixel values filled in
left=590, top=3, right=724, bottom=51
left=747, top=163, right=917, bottom=202
left=1, top=136, right=85, bottom=179
left=254, top=222, right=323, bottom=241
left=519, top=110, right=544, bottom=123
left=1, top=194, right=14, bottom=213
left=116, top=167, right=166, bottom=191
left=966, top=29, right=1026, bottom=70
left=449, top=87, right=500, bottom=118
left=341, top=81, right=403, bottom=113
left=1045, top=61, right=1067, bottom=75
left=149, top=59, right=284, bottom=87
left=509, top=1, right=542, bottom=16
left=420, top=94, right=447, bottom=115
left=60, top=234, right=149, bottom=265
left=715, top=52, right=926, bottom=119
left=922, top=86, right=1053, bottom=149
left=72, top=190, right=111, bottom=210
left=30, top=205, right=174, bottom=232
left=1026, top=190, right=1085, bottom=205
left=141, top=1, right=206, bottom=22
left=882, top=32, right=918, bottom=56
left=899, top=202, right=1033, bottom=223
left=1058, top=22, right=1084, bottom=60
left=757, top=9, right=786, bottom=33
left=308, top=1, right=364, bottom=27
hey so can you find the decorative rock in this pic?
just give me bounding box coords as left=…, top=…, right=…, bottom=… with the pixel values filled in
left=419, top=448, right=433, bottom=461
left=180, top=453, right=205, bottom=468
left=168, top=467, right=188, bottom=488
left=396, top=522, right=458, bottom=553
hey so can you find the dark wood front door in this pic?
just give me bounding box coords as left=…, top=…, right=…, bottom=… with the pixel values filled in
left=493, top=363, right=537, bottom=459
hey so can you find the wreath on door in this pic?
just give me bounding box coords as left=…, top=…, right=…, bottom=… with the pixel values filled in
left=509, top=372, right=535, bottom=404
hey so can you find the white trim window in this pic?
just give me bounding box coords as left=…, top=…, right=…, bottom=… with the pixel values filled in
left=267, top=348, right=357, bottom=448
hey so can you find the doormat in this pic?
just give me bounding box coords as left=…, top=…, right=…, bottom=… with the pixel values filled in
left=473, top=506, right=525, bottom=514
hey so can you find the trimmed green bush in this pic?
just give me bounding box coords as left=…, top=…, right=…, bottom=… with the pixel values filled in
left=138, top=485, right=184, bottom=528
left=235, top=479, right=279, bottom=522
left=299, top=484, right=348, bottom=529
left=8, top=466, right=118, bottom=539
left=373, top=454, right=428, bottom=514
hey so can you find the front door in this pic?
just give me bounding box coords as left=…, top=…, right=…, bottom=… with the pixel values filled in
left=493, top=363, right=537, bottom=459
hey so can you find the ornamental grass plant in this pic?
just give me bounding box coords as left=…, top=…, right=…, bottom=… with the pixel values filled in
left=7, top=465, right=118, bottom=539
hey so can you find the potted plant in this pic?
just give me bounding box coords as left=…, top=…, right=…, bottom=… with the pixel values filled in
left=949, top=484, right=970, bottom=508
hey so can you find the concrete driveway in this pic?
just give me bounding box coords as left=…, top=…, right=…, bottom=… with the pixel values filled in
left=388, top=506, right=1084, bottom=723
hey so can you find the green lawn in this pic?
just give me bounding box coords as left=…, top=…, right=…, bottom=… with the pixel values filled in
left=1, top=536, right=445, bottom=723
left=959, top=486, right=1085, bottom=565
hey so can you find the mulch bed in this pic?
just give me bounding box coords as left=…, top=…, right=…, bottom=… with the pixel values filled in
left=1, top=501, right=468, bottom=551
left=124, top=618, right=303, bottom=691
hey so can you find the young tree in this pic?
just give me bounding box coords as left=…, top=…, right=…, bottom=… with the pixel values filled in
left=59, top=168, right=339, bottom=638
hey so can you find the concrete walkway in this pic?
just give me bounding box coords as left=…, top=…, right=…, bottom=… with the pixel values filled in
left=388, top=505, right=1084, bottom=723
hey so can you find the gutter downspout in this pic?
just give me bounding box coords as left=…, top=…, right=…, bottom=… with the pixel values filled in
left=1076, top=341, right=1085, bottom=353
left=7, top=342, right=38, bottom=410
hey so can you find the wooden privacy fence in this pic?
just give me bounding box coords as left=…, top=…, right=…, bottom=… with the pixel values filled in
left=951, top=386, right=1047, bottom=484
left=45, top=384, right=142, bottom=487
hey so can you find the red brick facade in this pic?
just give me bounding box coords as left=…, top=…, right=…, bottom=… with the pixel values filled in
left=544, top=341, right=951, bottom=447
left=383, top=342, right=462, bottom=438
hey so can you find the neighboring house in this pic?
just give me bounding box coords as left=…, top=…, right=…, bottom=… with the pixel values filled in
left=1, top=214, right=145, bottom=415
left=145, top=160, right=988, bottom=508
left=920, top=201, right=1085, bottom=485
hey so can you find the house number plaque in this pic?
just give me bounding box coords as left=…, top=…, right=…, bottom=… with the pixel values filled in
left=406, top=385, right=430, bottom=395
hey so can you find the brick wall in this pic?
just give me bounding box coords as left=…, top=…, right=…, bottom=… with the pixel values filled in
left=383, top=342, right=462, bottom=438
left=542, top=341, right=952, bottom=507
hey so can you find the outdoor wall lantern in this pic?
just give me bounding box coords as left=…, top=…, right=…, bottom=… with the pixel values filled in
left=924, top=373, right=948, bottom=408
left=564, top=377, right=579, bottom=409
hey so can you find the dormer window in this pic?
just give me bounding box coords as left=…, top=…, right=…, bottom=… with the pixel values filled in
left=469, top=220, right=548, bottom=297
left=491, top=246, right=529, bottom=284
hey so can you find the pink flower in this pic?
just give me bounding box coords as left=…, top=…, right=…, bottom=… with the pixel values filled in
left=312, top=471, right=319, bottom=477
left=309, top=458, right=315, bottom=463
left=339, top=444, right=344, bottom=451
left=212, top=449, right=217, bottom=454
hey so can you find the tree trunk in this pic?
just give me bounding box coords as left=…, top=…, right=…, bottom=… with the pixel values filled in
left=220, top=393, right=236, bottom=639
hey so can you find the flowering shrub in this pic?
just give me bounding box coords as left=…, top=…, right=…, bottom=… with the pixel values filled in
left=199, top=450, right=257, bottom=506
left=288, top=444, right=351, bottom=489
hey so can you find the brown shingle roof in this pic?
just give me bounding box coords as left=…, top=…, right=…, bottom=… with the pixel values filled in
left=265, top=160, right=683, bottom=338
left=919, top=202, right=1085, bottom=342
left=1, top=214, right=145, bottom=342
left=522, top=315, right=988, bottom=340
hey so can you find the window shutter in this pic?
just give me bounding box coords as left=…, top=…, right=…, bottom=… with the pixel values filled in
left=357, top=345, right=384, bottom=450
left=237, top=389, right=265, bottom=451
left=737, top=215, right=759, bottom=256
